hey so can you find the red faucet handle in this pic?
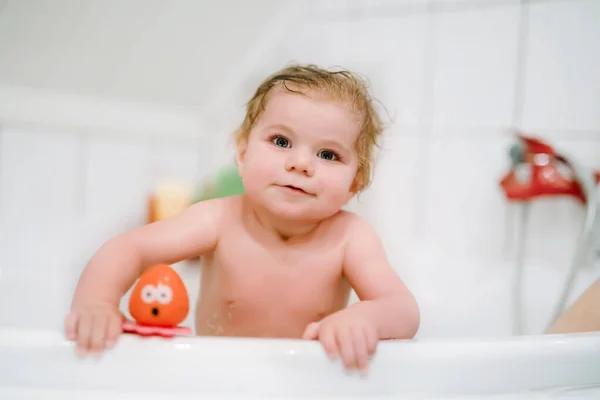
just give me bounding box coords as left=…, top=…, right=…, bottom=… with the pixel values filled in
left=518, top=135, right=555, bottom=155
left=500, top=133, right=598, bottom=204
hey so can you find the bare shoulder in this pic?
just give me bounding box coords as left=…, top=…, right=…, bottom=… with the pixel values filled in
left=329, top=210, right=379, bottom=243
left=184, top=194, right=237, bottom=219
left=181, top=195, right=245, bottom=233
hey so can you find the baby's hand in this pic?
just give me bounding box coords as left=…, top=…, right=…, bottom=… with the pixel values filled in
left=302, top=307, right=378, bottom=374
left=64, top=303, right=123, bottom=355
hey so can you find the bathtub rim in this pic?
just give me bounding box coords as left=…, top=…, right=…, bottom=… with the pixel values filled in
left=2, top=327, right=600, bottom=397
left=2, top=326, right=600, bottom=357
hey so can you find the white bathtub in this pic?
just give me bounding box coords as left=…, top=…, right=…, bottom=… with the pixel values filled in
left=1, top=327, right=599, bottom=399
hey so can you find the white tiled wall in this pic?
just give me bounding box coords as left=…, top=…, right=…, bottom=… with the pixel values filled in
left=0, top=127, right=209, bottom=331
left=1, top=0, right=599, bottom=338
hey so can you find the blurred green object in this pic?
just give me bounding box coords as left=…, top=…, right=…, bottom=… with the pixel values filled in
left=193, top=165, right=245, bottom=203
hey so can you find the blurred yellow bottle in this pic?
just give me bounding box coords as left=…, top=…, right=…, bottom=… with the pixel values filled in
left=147, top=182, right=192, bottom=223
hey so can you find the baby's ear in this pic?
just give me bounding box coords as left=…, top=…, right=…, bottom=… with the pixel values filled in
left=235, top=137, right=248, bottom=171
left=345, top=182, right=358, bottom=204
left=348, top=175, right=363, bottom=199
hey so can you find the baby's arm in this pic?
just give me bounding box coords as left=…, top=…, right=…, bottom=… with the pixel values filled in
left=341, top=215, right=420, bottom=340
left=303, top=214, right=419, bottom=372
left=66, top=198, right=223, bottom=353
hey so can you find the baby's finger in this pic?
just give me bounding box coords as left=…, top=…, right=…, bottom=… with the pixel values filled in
left=64, top=312, right=78, bottom=341
left=302, top=322, right=320, bottom=340
left=76, top=314, right=93, bottom=355
left=319, top=324, right=338, bottom=360
left=336, top=326, right=355, bottom=370
left=351, top=326, right=369, bottom=374
left=89, top=314, right=108, bottom=354
left=365, top=325, right=378, bottom=356
left=105, top=314, right=122, bottom=348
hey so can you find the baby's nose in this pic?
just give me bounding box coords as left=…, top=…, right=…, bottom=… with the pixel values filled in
left=286, top=152, right=314, bottom=176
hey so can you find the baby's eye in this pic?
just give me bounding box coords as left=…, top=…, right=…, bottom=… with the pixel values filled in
left=271, top=136, right=291, bottom=148
left=317, top=150, right=338, bottom=161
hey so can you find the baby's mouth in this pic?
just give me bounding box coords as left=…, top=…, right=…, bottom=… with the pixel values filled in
left=280, top=184, right=312, bottom=195
left=284, top=185, right=306, bottom=193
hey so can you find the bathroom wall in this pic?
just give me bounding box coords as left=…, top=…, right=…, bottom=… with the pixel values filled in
left=0, top=111, right=211, bottom=331
left=1, top=0, right=599, bottom=338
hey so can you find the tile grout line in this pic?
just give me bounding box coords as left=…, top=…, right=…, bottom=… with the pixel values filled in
left=0, top=126, right=3, bottom=218
left=0, top=120, right=203, bottom=145
left=500, top=0, right=531, bottom=277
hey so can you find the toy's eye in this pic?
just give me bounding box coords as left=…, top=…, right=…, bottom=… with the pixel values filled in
left=156, top=284, right=173, bottom=305
left=141, top=284, right=157, bottom=304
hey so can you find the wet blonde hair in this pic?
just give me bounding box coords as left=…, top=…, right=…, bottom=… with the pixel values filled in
left=234, top=64, right=383, bottom=193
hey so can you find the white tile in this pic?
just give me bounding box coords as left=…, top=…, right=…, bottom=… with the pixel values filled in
left=0, top=276, right=73, bottom=330
left=360, top=131, right=424, bottom=279
left=281, top=20, right=354, bottom=69
left=312, top=0, right=349, bottom=12
left=0, top=218, right=78, bottom=331
left=412, top=258, right=513, bottom=338
left=521, top=0, right=600, bottom=132
left=83, top=136, right=153, bottom=244
left=431, top=3, right=520, bottom=129
left=0, top=219, right=77, bottom=279
left=0, top=128, right=78, bottom=224
left=347, top=14, right=429, bottom=128
left=406, top=132, right=530, bottom=338
left=421, top=134, right=513, bottom=263
left=150, top=138, right=202, bottom=186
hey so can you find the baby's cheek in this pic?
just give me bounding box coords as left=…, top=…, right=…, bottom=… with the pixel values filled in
left=244, top=155, right=275, bottom=182
left=253, top=150, right=279, bottom=174
left=258, top=163, right=280, bottom=184
left=320, top=173, right=354, bottom=198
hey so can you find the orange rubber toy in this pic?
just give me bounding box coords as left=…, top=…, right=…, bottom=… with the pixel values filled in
left=122, top=264, right=192, bottom=337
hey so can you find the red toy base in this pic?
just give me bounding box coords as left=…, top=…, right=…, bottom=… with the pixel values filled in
left=122, top=320, right=192, bottom=338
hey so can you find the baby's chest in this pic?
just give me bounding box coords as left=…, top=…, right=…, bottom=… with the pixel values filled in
left=215, top=236, right=346, bottom=307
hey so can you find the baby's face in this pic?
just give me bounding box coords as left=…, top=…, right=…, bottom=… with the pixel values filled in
left=237, top=88, right=361, bottom=221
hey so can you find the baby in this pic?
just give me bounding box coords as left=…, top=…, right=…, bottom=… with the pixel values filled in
left=65, top=64, right=420, bottom=373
